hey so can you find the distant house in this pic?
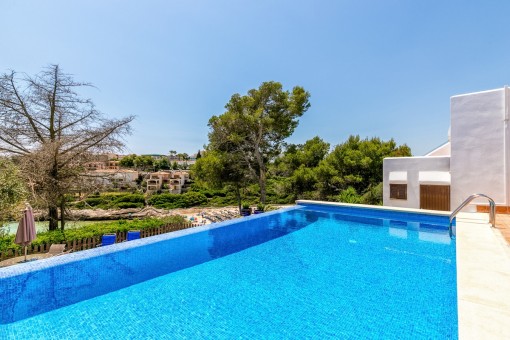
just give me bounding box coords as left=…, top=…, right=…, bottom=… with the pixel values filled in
left=169, top=171, right=190, bottom=193
left=84, top=154, right=121, bottom=171
left=85, top=161, right=107, bottom=171
left=167, top=153, right=199, bottom=168
left=143, top=154, right=166, bottom=160
left=146, top=171, right=171, bottom=193
left=146, top=170, right=190, bottom=194
left=84, top=169, right=139, bottom=190
left=383, top=87, right=510, bottom=212
left=106, top=160, right=120, bottom=170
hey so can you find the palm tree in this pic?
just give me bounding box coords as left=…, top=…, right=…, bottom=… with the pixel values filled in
left=169, top=150, right=177, bottom=160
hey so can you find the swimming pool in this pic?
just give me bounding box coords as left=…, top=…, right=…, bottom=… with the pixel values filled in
left=0, top=203, right=457, bottom=339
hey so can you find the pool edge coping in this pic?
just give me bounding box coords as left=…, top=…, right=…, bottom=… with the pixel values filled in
left=296, top=200, right=451, bottom=217
left=455, top=213, right=510, bottom=339
left=0, top=205, right=303, bottom=279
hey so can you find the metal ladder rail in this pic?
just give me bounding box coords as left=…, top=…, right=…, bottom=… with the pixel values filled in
left=449, top=193, right=496, bottom=238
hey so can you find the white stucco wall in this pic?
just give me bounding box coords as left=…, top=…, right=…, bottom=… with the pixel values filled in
left=383, top=156, right=450, bottom=209
left=450, top=88, right=509, bottom=207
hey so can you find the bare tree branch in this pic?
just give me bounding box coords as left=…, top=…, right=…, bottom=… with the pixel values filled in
left=8, top=72, right=46, bottom=143
left=0, top=65, right=134, bottom=230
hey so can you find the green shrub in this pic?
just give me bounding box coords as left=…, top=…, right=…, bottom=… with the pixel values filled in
left=148, top=192, right=207, bottom=209
left=31, top=230, right=67, bottom=246
left=208, top=195, right=237, bottom=206
left=65, top=195, right=77, bottom=202
left=180, top=192, right=208, bottom=207
left=116, top=202, right=144, bottom=209
left=73, top=201, right=86, bottom=209
left=198, top=188, right=227, bottom=198
left=85, top=197, right=103, bottom=206
left=99, top=194, right=120, bottom=203
left=0, top=232, right=16, bottom=251
left=361, top=183, right=383, bottom=205
left=337, top=187, right=363, bottom=204
left=114, top=194, right=145, bottom=204
left=147, top=193, right=180, bottom=208
left=73, top=193, right=147, bottom=210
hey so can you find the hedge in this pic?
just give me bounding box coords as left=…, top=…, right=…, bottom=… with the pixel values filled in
left=73, top=193, right=146, bottom=210
left=147, top=191, right=208, bottom=209
left=0, top=216, right=186, bottom=253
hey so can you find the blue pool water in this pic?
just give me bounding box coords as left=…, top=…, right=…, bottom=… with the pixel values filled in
left=0, top=204, right=457, bottom=339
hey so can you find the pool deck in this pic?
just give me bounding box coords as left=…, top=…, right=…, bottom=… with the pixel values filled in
left=0, top=253, right=53, bottom=267
left=457, top=212, right=510, bottom=339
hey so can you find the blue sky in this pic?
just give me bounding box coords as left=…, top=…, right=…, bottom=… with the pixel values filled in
left=2, top=0, right=510, bottom=156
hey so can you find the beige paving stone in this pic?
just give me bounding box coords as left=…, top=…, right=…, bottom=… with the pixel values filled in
left=457, top=212, right=510, bottom=339
left=458, top=300, right=510, bottom=339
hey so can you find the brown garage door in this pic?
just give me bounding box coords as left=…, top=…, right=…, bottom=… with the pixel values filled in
left=420, top=185, right=451, bottom=211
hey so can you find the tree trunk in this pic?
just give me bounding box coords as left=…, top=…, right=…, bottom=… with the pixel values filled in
left=253, top=147, right=267, bottom=204
left=235, top=184, right=242, bottom=214
left=59, top=198, right=66, bottom=231
left=48, top=206, right=58, bottom=230
left=258, top=167, right=266, bottom=204
left=48, top=160, right=60, bottom=230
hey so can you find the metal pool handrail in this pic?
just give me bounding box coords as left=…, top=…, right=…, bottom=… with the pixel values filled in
left=449, top=193, right=496, bottom=238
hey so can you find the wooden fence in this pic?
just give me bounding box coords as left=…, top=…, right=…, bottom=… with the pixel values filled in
left=0, top=223, right=201, bottom=261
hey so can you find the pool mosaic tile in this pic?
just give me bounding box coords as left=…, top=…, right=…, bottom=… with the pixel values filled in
left=0, top=205, right=457, bottom=339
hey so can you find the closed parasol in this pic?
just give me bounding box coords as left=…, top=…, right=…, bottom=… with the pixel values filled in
left=15, top=204, right=37, bottom=262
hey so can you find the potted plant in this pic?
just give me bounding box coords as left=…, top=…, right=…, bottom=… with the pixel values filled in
left=241, top=203, right=251, bottom=216
left=254, top=203, right=265, bottom=214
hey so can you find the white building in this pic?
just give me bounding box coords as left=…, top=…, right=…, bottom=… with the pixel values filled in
left=383, top=87, right=510, bottom=212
